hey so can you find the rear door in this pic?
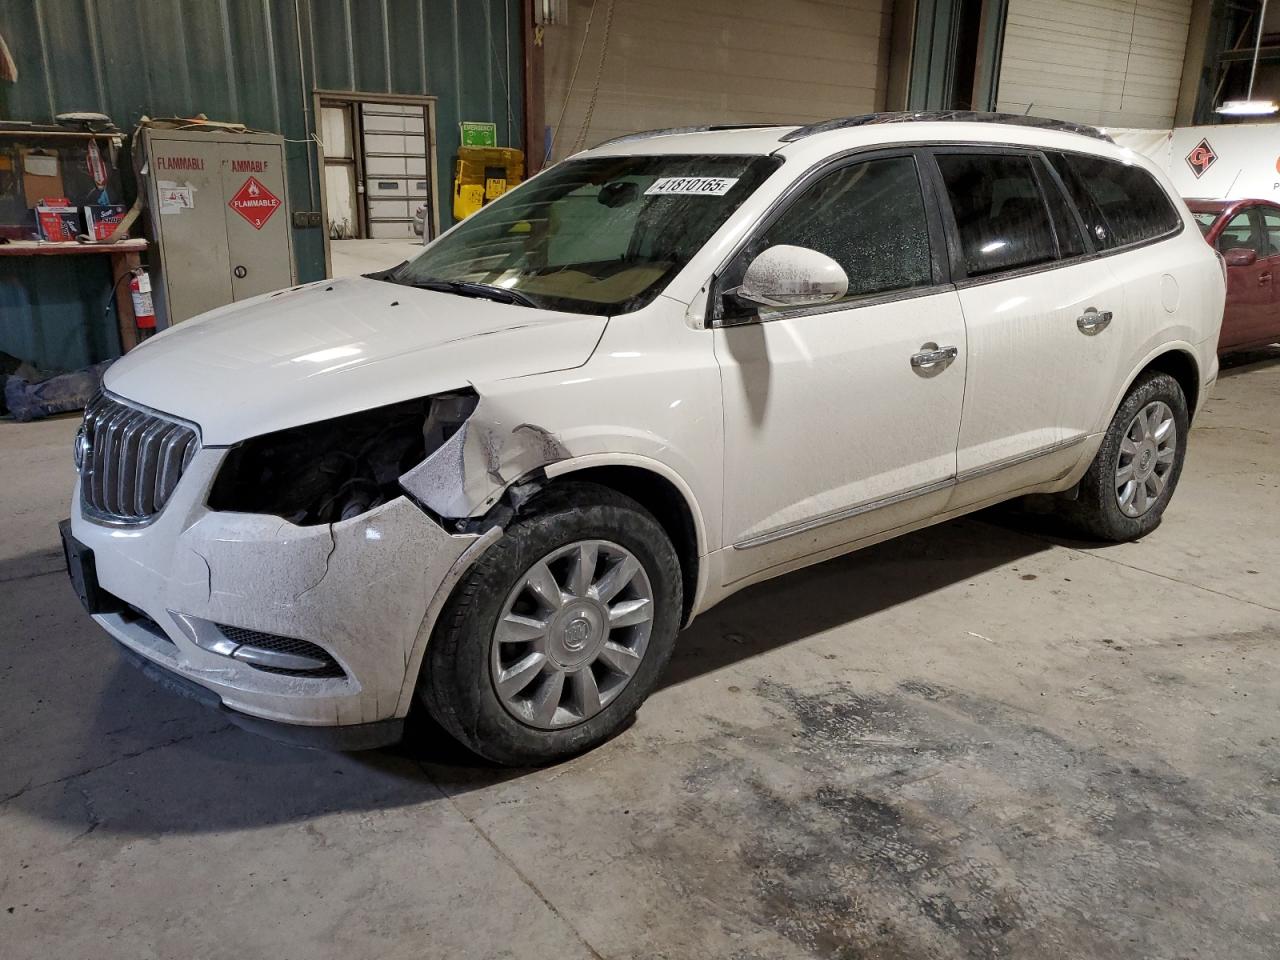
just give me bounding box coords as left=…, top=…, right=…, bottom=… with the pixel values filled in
left=1215, top=207, right=1269, bottom=350
left=927, top=147, right=1125, bottom=506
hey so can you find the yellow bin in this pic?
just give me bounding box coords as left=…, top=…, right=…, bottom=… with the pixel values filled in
left=453, top=146, right=524, bottom=221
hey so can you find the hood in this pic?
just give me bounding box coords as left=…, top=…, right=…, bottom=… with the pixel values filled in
left=105, top=276, right=607, bottom=445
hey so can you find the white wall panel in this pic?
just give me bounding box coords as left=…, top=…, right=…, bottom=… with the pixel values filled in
left=996, top=0, right=1193, bottom=130
left=1113, top=122, right=1280, bottom=202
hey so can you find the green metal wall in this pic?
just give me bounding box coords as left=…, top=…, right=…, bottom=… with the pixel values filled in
left=0, top=0, right=523, bottom=370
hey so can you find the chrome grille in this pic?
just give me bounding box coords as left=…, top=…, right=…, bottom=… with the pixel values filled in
left=79, top=393, right=199, bottom=524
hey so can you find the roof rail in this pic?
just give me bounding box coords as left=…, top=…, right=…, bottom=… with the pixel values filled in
left=779, top=111, right=1115, bottom=144
left=592, top=123, right=790, bottom=149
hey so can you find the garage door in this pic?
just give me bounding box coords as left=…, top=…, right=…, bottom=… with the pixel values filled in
left=996, top=0, right=1192, bottom=129
left=361, top=103, right=432, bottom=239
left=543, top=0, right=892, bottom=162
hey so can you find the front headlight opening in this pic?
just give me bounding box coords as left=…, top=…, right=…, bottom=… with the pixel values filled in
left=208, top=392, right=477, bottom=525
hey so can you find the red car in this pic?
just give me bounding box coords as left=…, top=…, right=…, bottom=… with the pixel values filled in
left=1187, top=198, right=1280, bottom=355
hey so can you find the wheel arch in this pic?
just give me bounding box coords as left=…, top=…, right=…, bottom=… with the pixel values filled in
left=1142, top=349, right=1201, bottom=419
left=543, top=456, right=707, bottom=626
left=1115, top=345, right=1202, bottom=424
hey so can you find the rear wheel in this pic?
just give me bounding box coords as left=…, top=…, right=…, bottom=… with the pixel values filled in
left=1062, top=371, right=1189, bottom=542
left=419, top=482, right=682, bottom=765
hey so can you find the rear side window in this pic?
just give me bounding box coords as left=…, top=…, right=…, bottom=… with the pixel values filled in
left=935, top=152, right=1057, bottom=276
left=1037, top=158, right=1086, bottom=259
left=1047, top=153, right=1181, bottom=249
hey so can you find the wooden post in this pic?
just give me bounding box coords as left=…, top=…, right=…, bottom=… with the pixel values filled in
left=523, top=0, right=546, bottom=175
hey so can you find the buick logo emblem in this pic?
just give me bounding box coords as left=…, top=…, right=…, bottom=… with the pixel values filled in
left=564, top=616, right=592, bottom=650
left=73, top=427, right=91, bottom=472
left=1185, top=138, right=1217, bottom=179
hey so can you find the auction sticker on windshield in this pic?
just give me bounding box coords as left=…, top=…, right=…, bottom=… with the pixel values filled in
left=645, top=176, right=739, bottom=196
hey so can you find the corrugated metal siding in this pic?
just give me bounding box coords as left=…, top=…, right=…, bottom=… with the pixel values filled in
left=996, top=0, right=1192, bottom=129
left=0, top=0, right=522, bottom=370
left=543, top=0, right=892, bottom=162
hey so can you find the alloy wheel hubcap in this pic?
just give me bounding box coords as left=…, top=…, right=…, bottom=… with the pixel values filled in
left=1115, top=400, right=1177, bottom=518
left=491, top=539, right=654, bottom=730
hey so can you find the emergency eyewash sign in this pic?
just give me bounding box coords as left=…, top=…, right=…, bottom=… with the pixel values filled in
left=460, top=121, right=498, bottom=147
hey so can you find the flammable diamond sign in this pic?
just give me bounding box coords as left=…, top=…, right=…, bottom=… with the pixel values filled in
left=228, top=176, right=281, bottom=229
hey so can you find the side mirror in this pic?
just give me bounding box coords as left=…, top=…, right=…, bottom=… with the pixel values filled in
left=1224, top=247, right=1258, bottom=267
left=734, top=244, right=849, bottom=309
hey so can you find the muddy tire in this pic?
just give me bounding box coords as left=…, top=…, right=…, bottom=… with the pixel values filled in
left=1061, top=371, right=1189, bottom=542
left=419, top=482, right=682, bottom=766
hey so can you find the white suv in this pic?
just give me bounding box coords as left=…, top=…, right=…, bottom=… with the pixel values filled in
left=62, top=113, right=1223, bottom=764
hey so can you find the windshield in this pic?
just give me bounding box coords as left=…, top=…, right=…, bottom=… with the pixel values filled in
left=1191, top=210, right=1218, bottom=235
left=392, top=154, right=782, bottom=315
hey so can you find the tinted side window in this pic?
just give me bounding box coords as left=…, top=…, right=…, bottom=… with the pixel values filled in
left=1048, top=153, right=1181, bottom=248
left=936, top=152, right=1057, bottom=276
left=753, top=155, right=934, bottom=302
left=1036, top=157, right=1086, bottom=258
left=1217, top=211, right=1261, bottom=255
left=1262, top=209, right=1280, bottom=256
left=1045, top=153, right=1111, bottom=247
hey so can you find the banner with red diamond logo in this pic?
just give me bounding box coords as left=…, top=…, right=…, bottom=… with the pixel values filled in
left=1185, top=138, right=1217, bottom=179
left=228, top=176, right=281, bottom=229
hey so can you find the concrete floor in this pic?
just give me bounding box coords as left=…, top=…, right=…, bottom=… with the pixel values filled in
left=329, top=238, right=425, bottom=277
left=3, top=349, right=1279, bottom=959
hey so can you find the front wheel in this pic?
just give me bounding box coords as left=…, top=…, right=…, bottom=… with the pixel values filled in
left=1062, top=371, right=1189, bottom=542
left=418, top=482, right=682, bottom=765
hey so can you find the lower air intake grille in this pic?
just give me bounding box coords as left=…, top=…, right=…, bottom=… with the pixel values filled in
left=80, top=393, right=199, bottom=524
left=215, top=624, right=346, bottom=678
left=122, top=606, right=176, bottom=646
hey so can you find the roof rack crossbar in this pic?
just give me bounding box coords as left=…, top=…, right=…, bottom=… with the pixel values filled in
left=779, top=111, right=1115, bottom=144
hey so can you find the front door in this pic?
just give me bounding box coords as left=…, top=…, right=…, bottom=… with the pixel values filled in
left=1258, top=207, right=1280, bottom=346
left=713, top=152, right=967, bottom=583
left=1216, top=207, right=1270, bottom=351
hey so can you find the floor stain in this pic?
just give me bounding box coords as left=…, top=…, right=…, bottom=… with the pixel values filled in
left=650, top=676, right=1279, bottom=959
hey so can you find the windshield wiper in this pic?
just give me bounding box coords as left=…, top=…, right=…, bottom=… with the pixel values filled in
left=398, top=277, right=541, bottom=308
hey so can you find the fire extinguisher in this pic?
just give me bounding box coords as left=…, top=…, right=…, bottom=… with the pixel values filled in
left=129, top=268, right=156, bottom=339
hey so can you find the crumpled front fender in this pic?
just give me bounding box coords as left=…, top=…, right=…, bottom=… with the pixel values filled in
left=400, top=396, right=572, bottom=519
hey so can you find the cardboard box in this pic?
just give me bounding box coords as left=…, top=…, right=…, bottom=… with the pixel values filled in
left=35, top=197, right=79, bottom=242
left=83, top=203, right=128, bottom=240
left=21, top=150, right=64, bottom=207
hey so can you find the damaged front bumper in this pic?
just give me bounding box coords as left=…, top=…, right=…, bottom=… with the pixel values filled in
left=68, top=446, right=486, bottom=745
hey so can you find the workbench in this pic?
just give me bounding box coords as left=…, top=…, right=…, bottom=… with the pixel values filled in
left=0, top=238, right=148, bottom=352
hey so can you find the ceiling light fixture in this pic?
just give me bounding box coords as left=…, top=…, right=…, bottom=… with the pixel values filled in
left=1217, top=0, right=1277, bottom=116
left=1217, top=99, right=1279, bottom=115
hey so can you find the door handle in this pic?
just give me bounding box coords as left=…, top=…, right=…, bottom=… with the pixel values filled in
left=1260, top=272, right=1272, bottom=284
left=1076, top=308, right=1113, bottom=335
left=910, top=344, right=958, bottom=369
